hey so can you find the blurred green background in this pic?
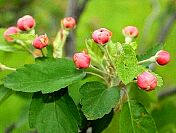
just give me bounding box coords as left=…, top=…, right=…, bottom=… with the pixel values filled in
left=0, top=0, right=175, bottom=132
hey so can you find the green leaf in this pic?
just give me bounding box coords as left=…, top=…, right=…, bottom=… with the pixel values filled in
left=80, top=81, right=120, bottom=120
left=107, top=41, right=121, bottom=61
left=129, top=42, right=138, bottom=50
left=129, top=83, right=157, bottom=109
left=152, top=72, right=163, bottom=87
left=0, top=28, right=18, bottom=52
left=119, top=100, right=157, bottom=133
left=85, top=39, right=104, bottom=67
left=10, top=33, right=36, bottom=42
left=68, top=76, right=103, bottom=105
left=137, top=44, right=163, bottom=61
left=4, top=58, right=85, bottom=93
left=0, top=85, right=13, bottom=104
left=53, top=30, right=69, bottom=58
left=115, top=44, right=142, bottom=85
left=29, top=90, right=80, bottom=133
left=0, top=45, right=17, bottom=52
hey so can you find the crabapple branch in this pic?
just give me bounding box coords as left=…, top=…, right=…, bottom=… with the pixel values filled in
left=65, top=0, right=90, bottom=57
left=140, top=0, right=160, bottom=46
left=157, top=12, right=176, bottom=44
left=158, top=87, right=176, bottom=100
left=5, top=123, right=16, bottom=133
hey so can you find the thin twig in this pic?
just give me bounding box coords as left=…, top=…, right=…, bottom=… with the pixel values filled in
left=157, top=12, right=176, bottom=44
left=5, top=123, right=16, bottom=133
left=140, top=0, right=160, bottom=46
left=158, top=87, right=176, bottom=100
left=65, top=0, right=90, bottom=57
left=76, top=0, right=89, bottom=22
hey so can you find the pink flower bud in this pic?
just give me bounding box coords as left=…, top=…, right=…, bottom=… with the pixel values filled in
left=73, top=52, right=91, bottom=69
left=92, top=28, right=112, bottom=45
left=33, top=34, right=49, bottom=49
left=137, top=72, right=157, bottom=91
left=156, top=50, right=170, bottom=66
left=3, top=26, right=20, bottom=42
left=62, top=17, right=76, bottom=29
left=17, top=15, right=35, bottom=31
left=122, top=26, right=139, bottom=38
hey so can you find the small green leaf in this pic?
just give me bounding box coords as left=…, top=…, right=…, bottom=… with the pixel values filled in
left=4, top=58, right=85, bottom=93
left=129, top=42, right=138, bottom=50
left=10, top=33, right=36, bottom=42
left=119, top=100, right=157, bottom=133
left=85, top=39, right=104, bottom=67
left=80, top=81, right=120, bottom=120
left=68, top=76, right=103, bottom=105
left=107, top=41, right=121, bottom=61
left=0, top=85, right=13, bottom=104
left=0, top=28, right=18, bottom=52
left=29, top=90, right=80, bottom=133
left=53, top=30, right=69, bottom=58
left=152, top=72, right=163, bottom=87
left=137, top=44, right=163, bottom=61
left=0, top=45, right=17, bottom=52
left=115, top=45, right=142, bottom=85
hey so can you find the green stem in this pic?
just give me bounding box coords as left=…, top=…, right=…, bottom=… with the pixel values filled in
left=104, top=46, right=116, bottom=70
left=0, top=64, right=16, bottom=71
left=90, top=65, right=114, bottom=77
left=3, top=66, right=16, bottom=71
left=41, top=49, right=46, bottom=57
left=85, top=72, right=108, bottom=84
left=114, top=87, right=127, bottom=112
left=125, top=36, right=132, bottom=44
left=138, top=56, right=156, bottom=65
left=16, top=40, right=34, bottom=56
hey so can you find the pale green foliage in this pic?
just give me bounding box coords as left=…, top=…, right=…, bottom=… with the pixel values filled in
left=53, top=30, right=69, bottom=58
left=129, top=42, right=138, bottom=50
left=115, top=44, right=143, bottom=85
left=0, top=28, right=19, bottom=52
left=85, top=39, right=104, bottom=67
left=107, top=41, right=122, bottom=61
left=152, top=72, right=163, bottom=87
left=10, top=33, right=36, bottom=42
